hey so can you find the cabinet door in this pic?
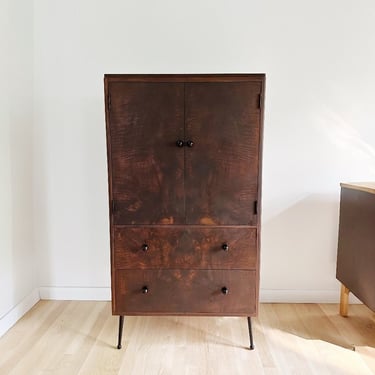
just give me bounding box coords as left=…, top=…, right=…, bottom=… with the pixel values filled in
left=108, top=82, right=185, bottom=224
left=185, top=82, right=262, bottom=225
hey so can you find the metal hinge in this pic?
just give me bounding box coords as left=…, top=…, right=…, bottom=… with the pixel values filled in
left=253, top=200, right=258, bottom=215
left=108, top=94, right=111, bottom=111
left=258, top=94, right=262, bottom=109
left=111, top=200, right=116, bottom=213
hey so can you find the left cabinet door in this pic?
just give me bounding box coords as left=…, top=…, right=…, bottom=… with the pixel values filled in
left=107, top=82, right=185, bottom=225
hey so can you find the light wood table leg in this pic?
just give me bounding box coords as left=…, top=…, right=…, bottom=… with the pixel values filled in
left=340, top=284, right=350, bottom=317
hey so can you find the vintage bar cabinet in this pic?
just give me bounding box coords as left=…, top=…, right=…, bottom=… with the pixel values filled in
left=104, top=74, right=265, bottom=349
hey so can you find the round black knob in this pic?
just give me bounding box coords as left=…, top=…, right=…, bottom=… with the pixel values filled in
left=186, top=140, right=194, bottom=148
left=221, top=287, right=229, bottom=295
left=142, top=286, right=149, bottom=294
left=176, top=140, right=184, bottom=148
left=222, top=243, right=229, bottom=251
left=142, top=244, right=148, bottom=252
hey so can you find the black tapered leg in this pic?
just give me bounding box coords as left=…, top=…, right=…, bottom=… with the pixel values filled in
left=247, top=317, right=254, bottom=350
left=117, top=315, right=124, bottom=349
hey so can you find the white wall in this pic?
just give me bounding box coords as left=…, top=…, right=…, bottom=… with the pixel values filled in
left=0, top=0, right=39, bottom=337
left=33, top=0, right=375, bottom=301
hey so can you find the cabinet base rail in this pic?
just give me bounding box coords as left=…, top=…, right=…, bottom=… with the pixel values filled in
left=116, top=315, right=255, bottom=350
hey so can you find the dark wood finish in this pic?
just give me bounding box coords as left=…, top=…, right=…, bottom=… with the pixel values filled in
left=114, top=227, right=257, bottom=270
left=107, top=82, right=185, bottom=225
left=114, top=269, right=257, bottom=315
left=105, top=74, right=266, bottom=83
left=336, top=186, right=375, bottom=312
left=104, top=74, right=265, bottom=347
left=185, top=82, right=261, bottom=225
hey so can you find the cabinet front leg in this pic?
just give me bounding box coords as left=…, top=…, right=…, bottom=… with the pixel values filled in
left=340, top=284, right=350, bottom=317
left=117, top=315, right=124, bottom=349
left=247, top=317, right=254, bottom=350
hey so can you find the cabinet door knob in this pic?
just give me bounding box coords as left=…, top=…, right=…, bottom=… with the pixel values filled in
left=176, top=140, right=184, bottom=147
left=142, top=244, right=148, bottom=252
left=142, top=286, right=149, bottom=294
left=221, top=287, right=229, bottom=295
left=186, top=140, right=194, bottom=148
left=222, top=243, right=229, bottom=251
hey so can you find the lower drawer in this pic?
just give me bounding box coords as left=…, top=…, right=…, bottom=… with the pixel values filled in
left=113, top=269, right=257, bottom=316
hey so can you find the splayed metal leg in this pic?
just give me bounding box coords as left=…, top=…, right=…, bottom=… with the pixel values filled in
left=247, top=317, right=254, bottom=350
left=117, top=315, right=124, bottom=349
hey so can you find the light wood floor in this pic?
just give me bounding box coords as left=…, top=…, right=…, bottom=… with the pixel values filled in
left=0, top=301, right=374, bottom=375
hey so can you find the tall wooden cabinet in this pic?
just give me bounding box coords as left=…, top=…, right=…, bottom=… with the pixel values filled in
left=104, top=74, right=265, bottom=349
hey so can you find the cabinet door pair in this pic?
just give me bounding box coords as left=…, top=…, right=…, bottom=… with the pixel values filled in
left=107, top=81, right=262, bottom=226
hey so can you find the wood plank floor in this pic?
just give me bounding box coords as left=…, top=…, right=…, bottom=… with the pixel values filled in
left=0, top=301, right=374, bottom=375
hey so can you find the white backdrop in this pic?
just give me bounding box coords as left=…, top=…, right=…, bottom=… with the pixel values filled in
left=30, top=0, right=375, bottom=301
left=0, top=0, right=38, bottom=337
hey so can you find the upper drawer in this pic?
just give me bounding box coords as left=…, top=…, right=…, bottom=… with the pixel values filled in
left=113, top=227, right=257, bottom=270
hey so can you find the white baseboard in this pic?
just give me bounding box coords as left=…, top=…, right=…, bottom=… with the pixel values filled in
left=39, top=286, right=111, bottom=301
left=260, top=289, right=362, bottom=304
left=39, top=287, right=361, bottom=304
left=0, top=289, right=40, bottom=338
left=0, top=287, right=361, bottom=339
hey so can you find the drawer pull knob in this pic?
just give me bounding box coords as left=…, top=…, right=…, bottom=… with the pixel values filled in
left=142, top=286, right=149, bottom=294
left=222, top=243, right=229, bottom=251
left=176, top=140, right=184, bottom=148
left=221, top=287, right=229, bottom=295
left=142, top=244, right=148, bottom=252
left=186, top=140, right=194, bottom=148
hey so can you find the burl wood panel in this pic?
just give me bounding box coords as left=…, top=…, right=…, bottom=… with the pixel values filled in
left=114, top=227, right=257, bottom=270
left=336, top=187, right=375, bottom=311
left=114, top=269, right=257, bottom=315
left=185, top=82, right=261, bottom=225
left=108, top=82, right=185, bottom=225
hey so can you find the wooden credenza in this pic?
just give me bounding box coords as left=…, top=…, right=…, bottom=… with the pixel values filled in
left=336, top=182, right=375, bottom=316
left=104, top=74, right=265, bottom=349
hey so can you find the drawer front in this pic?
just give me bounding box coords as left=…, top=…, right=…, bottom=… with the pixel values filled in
left=113, top=227, right=257, bottom=270
left=113, top=269, right=257, bottom=315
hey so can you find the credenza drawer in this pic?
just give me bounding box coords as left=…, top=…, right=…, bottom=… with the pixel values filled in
left=113, top=269, right=257, bottom=315
left=113, top=227, right=257, bottom=270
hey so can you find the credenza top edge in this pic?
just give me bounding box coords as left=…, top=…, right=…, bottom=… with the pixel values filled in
left=340, top=182, right=375, bottom=195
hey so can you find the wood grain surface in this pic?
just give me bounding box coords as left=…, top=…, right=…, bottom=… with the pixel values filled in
left=114, top=269, right=257, bottom=315
left=1, top=301, right=374, bottom=375
left=114, top=227, right=257, bottom=270
left=108, top=82, right=185, bottom=225
left=185, top=82, right=261, bottom=225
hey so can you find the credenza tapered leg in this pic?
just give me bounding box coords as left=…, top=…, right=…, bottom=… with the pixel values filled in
left=117, top=315, right=124, bottom=349
left=340, top=284, right=350, bottom=317
left=247, top=317, right=254, bottom=350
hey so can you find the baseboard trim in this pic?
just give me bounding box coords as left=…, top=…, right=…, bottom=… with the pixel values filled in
left=0, top=289, right=40, bottom=338
left=39, top=287, right=361, bottom=304
left=39, top=286, right=111, bottom=301
left=0, top=287, right=361, bottom=339
left=260, top=289, right=362, bottom=304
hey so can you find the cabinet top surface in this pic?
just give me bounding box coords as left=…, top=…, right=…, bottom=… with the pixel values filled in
left=104, top=73, right=266, bottom=83
left=341, top=182, right=375, bottom=194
